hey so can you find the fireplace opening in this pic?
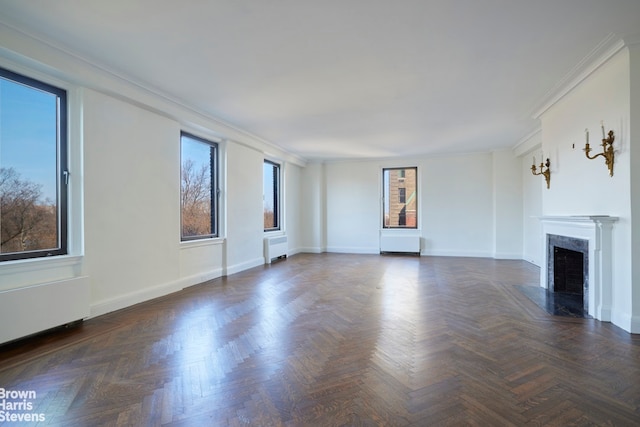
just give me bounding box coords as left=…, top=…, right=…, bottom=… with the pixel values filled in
left=547, top=234, right=589, bottom=314
left=553, top=247, right=584, bottom=295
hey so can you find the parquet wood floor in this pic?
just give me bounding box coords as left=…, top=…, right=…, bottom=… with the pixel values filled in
left=2, top=254, right=640, bottom=426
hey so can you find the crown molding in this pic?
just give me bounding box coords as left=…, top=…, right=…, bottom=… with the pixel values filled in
left=531, top=33, right=627, bottom=119
left=512, top=127, right=541, bottom=157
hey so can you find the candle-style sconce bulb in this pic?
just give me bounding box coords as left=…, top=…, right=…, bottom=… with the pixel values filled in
left=584, top=123, right=615, bottom=177
left=531, top=157, right=551, bottom=189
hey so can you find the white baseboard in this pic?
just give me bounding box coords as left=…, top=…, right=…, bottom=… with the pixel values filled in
left=179, top=268, right=224, bottom=289
left=224, top=257, right=265, bottom=276
left=297, top=246, right=324, bottom=254
left=493, top=252, right=524, bottom=260
left=629, top=315, right=640, bottom=334
left=421, top=249, right=493, bottom=258
left=611, top=311, right=640, bottom=334
left=90, top=278, right=183, bottom=318
left=91, top=256, right=270, bottom=320
left=325, top=246, right=378, bottom=254
left=90, top=267, right=223, bottom=318
left=285, top=247, right=305, bottom=257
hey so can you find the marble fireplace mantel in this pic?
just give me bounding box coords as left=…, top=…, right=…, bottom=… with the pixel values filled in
left=539, top=216, right=618, bottom=321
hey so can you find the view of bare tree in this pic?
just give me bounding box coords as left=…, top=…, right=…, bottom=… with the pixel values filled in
left=181, top=159, right=212, bottom=237
left=264, top=209, right=274, bottom=229
left=0, top=167, right=57, bottom=253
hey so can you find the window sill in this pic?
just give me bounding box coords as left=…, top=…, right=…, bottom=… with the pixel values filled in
left=180, top=237, right=225, bottom=249
left=0, top=254, right=83, bottom=274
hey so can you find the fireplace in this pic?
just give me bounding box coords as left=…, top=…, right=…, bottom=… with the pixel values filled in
left=547, top=234, right=588, bottom=312
left=540, top=216, right=617, bottom=322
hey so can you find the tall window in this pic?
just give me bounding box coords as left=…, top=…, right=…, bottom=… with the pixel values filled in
left=180, top=132, right=218, bottom=240
left=263, top=160, right=280, bottom=231
left=383, top=167, right=417, bottom=229
left=0, top=67, right=68, bottom=261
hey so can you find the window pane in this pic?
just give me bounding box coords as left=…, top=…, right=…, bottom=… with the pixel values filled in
left=181, top=133, right=217, bottom=239
left=383, top=167, right=417, bottom=229
left=263, top=161, right=280, bottom=230
left=0, top=68, right=67, bottom=260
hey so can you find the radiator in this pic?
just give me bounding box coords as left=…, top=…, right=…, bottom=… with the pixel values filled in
left=264, top=235, right=288, bottom=263
left=380, top=235, right=420, bottom=254
left=0, top=276, right=90, bottom=344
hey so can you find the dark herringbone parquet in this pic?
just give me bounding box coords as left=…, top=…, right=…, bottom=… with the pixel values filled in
left=1, top=254, right=640, bottom=426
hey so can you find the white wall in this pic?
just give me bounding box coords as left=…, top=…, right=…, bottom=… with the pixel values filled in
left=226, top=143, right=264, bottom=274
left=300, top=162, right=326, bottom=253
left=285, top=162, right=303, bottom=255
left=537, top=48, right=635, bottom=331
left=83, top=89, right=182, bottom=312
left=312, top=152, right=520, bottom=259
left=521, top=152, right=543, bottom=266
left=630, top=42, right=640, bottom=331
left=492, top=149, right=523, bottom=259
left=325, top=161, right=381, bottom=253
left=422, top=154, right=494, bottom=257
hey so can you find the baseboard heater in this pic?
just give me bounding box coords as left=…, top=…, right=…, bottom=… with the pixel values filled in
left=0, top=276, right=90, bottom=344
left=380, top=235, right=420, bottom=254
left=264, top=235, right=288, bottom=263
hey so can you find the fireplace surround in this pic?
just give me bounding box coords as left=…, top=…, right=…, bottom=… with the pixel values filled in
left=540, top=216, right=617, bottom=321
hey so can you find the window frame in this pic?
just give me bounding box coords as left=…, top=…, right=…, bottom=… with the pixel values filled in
left=0, top=66, right=68, bottom=262
left=180, top=131, right=219, bottom=241
left=382, top=166, right=418, bottom=230
left=263, top=159, right=281, bottom=232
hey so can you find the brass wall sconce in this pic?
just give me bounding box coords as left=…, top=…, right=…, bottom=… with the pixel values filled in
left=531, top=157, right=551, bottom=189
left=584, top=122, right=615, bottom=176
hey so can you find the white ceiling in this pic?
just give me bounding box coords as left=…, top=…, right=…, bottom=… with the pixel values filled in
left=1, top=1, right=639, bottom=161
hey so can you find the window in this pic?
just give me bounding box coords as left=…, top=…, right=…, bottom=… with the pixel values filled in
left=263, top=160, right=280, bottom=231
left=180, top=132, right=218, bottom=240
left=383, top=167, right=417, bottom=229
left=0, top=67, right=68, bottom=261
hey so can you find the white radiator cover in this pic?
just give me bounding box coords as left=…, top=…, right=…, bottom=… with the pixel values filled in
left=264, top=235, right=288, bottom=263
left=0, top=276, right=90, bottom=344
left=380, top=235, right=421, bottom=254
